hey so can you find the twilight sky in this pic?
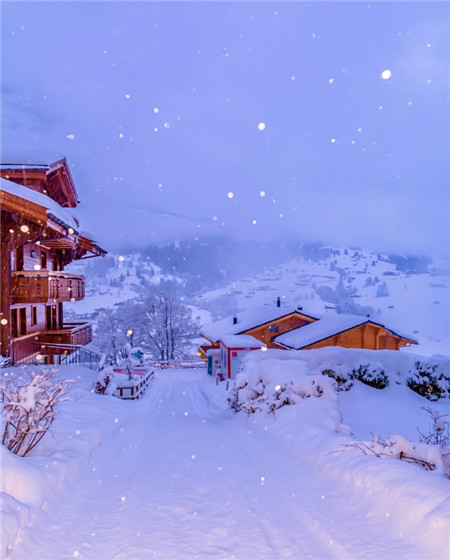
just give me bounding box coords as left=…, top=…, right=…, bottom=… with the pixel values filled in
left=2, top=1, right=449, bottom=257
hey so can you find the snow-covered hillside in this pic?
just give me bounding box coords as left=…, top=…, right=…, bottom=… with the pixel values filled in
left=65, top=253, right=185, bottom=317
left=195, top=248, right=450, bottom=356
left=65, top=246, right=449, bottom=356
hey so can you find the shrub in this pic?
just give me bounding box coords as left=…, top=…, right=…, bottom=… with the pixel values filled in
left=407, top=361, right=450, bottom=401
left=353, top=363, right=388, bottom=389
left=1, top=369, right=76, bottom=457
left=322, top=368, right=353, bottom=391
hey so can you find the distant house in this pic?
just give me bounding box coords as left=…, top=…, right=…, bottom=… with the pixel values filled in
left=0, top=158, right=106, bottom=364
left=198, top=299, right=317, bottom=359
left=198, top=301, right=418, bottom=373
left=273, top=314, right=418, bottom=351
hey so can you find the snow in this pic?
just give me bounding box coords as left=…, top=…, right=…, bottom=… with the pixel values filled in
left=274, top=313, right=417, bottom=350
left=220, top=334, right=262, bottom=348
left=0, top=177, right=79, bottom=231
left=194, top=248, right=449, bottom=355
left=2, top=352, right=449, bottom=559
left=201, top=306, right=316, bottom=343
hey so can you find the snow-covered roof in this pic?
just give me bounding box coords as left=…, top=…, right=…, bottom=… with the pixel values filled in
left=0, top=151, right=66, bottom=167
left=274, top=313, right=417, bottom=349
left=220, top=335, right=264, bottom=348
left=201, top=306, right=317, bottom=343
left=0, top=177, right=79, bottom=231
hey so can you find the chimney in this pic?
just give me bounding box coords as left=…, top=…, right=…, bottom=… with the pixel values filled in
left=297, top=306, right=303, bottom=312
left=233, top=315, right=238, bottom=325
left=276, top=296, right=281, bottom=308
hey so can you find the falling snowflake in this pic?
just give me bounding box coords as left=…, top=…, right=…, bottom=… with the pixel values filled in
left=227, top=192, right=234, bottom=199
left=381, top=69, right=392, bottom=80
left=153, top=107, right=159, bottom=113
left=66, top=134, right=75, bottom=140
left=260, top=191, right=266, bottom=197
left=257, top=122, right=266, bottom=131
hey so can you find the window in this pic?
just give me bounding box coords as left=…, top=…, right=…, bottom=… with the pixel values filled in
left=269, top=325, right=279, bottom=333
left=11, top=309, right=18, bottom=338
left=40, top=251, right=47, bottom=270
left=31, top=306, right=37, bottom=326
left=19, top=308, right=27, bottom=336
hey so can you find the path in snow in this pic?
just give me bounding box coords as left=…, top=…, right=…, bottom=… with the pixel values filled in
left=12, top=370, right=429, bottom=560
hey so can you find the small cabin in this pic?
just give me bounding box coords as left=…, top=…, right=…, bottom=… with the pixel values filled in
left=219, top=335, right=263, bottom=379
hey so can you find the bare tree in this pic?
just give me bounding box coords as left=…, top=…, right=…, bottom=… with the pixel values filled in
left=138, top=285, right=200, bottom=361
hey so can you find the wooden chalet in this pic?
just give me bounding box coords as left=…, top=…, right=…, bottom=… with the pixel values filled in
left=0, top=158, right=106, bottom=365
left=273, top=314, right=418, bottom=351
left=199, top=301, right=417, bottom=365
left=198, top=299, right=318, bottom=359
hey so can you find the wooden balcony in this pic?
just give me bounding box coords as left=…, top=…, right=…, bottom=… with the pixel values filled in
left=37, top=322, right=92, bottom=346
left=9, top=322, right=93, bottom=364
left=12, top=270, right=85, bottom=304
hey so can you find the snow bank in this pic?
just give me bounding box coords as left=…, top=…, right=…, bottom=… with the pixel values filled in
left=231, top=348, right=450, bottom=558
left=1, top=365, right=135, bottom=558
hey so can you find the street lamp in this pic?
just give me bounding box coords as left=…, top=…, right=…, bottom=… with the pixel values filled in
left=126, top=329, right=134, bottom=346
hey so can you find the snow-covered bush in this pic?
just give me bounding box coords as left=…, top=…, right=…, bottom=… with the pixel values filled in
left=321, top=368, right=353, bottom=391
left=94, top=369, right=113, bottom=395
left=342, top=408, right=450, bottom=477
left=229, top=355, right=337, bottom=416
left=407, top=360, right=450, bottom=400
left=418, top=407, right=450, bottom=447
left=353, top=363, right=388, bottom=389
left=1, top=369, right=76, bottom=457
left=345, top=435, right=449, bottom=477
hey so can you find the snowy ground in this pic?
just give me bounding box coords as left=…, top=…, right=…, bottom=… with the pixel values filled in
left=2, top=362, right=450, bottom=560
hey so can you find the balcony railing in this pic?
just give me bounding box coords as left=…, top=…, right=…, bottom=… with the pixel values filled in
left=37, top=322, right=92, bottom=346
left=12, top=270, right=85, bottom=304
left=9, top=322, right=92, bottom=364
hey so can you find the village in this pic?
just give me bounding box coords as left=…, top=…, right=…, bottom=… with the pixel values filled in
left=1, top=156, right=450, bottom=559
left=2, top=0, right=449, bottom=556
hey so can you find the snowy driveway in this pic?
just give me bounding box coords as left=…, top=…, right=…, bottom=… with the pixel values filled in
left=9, top=370, right=440, bottom=560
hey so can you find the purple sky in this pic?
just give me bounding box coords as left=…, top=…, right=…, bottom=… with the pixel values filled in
left=2, top=1, right=449, bottom=257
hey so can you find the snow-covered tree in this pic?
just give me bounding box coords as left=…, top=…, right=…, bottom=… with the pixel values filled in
left=137, top=285, right=200, bottom=361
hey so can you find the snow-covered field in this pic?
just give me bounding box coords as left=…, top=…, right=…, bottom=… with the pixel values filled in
left=2, top=349, right=449, bottom=560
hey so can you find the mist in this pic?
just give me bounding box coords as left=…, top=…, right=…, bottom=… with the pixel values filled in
left=2, top=1, right=449, bottom=259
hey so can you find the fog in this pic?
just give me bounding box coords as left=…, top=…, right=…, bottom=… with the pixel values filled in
left=2, top=1, right=449, bottom=258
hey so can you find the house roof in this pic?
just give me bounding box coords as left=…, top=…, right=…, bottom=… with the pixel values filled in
left=220, top=334, right=264, bottom=348
left=0, top=177, right=106, bottom=257
left=274, top=313, right=418, bottom=349
left=0, top=157, right=79, bottom=207
left=0, top=177, right=79, bottom=230
left=200, top=306, right=318, bottom=343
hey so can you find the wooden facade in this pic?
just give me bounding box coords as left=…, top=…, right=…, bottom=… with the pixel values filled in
left=0, top=158, right=106, bottom=364
left=198, top=309, right=316, bottom=359
left=299, top=322, right=413, bottom=351
left=200, top=308, right=417, bottom=360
